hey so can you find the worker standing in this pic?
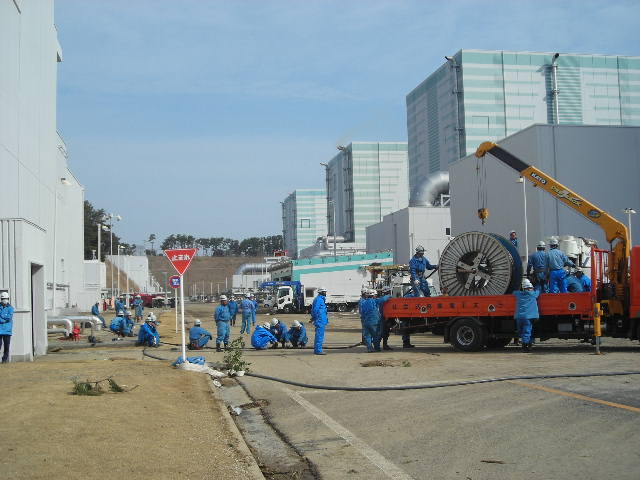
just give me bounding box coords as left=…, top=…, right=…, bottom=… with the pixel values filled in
left=132, top=295, right=144, bottom=322
left=115, top=295, right=125, bottom=313
left=214, top=295, right=232, bottom=352
left=251, top=294, right=258, bottom=326
left=378, top=286, right=394, bottom=350
left=228, top=296, right=238, bottom=326
left=91, top=301, right=107, bottom=328
left=311, top=287, right=328, bottom=355
left=409, top=245, right=438, bottom=297
left=360, top=288, right=391, bottom=352
left=509, top=230, right=519, bottom=249
left=527, top=241, right=550, bottom=293
left=239, top=294, right=254, bottom=335
left=513, top=279, right=540, bottom=352
left=547, top=239, right=575, bottom=293
left=0, top=292, right=14, bottom=363
left=189, top=319, right=213, bottom=350
left=288, top=320, right=308, bottom=348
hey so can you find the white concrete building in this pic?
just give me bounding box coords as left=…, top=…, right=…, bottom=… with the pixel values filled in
left=449, top=125, right=640, bottom=258
left=107, top=255, right=155, bottom=294
left=0, top=2, right=86, bottom=361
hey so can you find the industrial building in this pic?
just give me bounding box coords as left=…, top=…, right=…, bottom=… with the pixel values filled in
left=281, top=189, right=327, bottom=259
left=406, top=49, right=640, bottom=196
left=449, top=124, right=640, bottom=258
left=325, top=142, right=409, bottom=248
left=0, top=2, right=91, bottom=361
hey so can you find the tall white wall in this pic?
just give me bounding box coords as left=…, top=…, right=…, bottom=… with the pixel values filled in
left=107, top=255, right=152, bottom=293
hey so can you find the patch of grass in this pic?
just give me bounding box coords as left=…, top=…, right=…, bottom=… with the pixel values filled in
left=401, top=360, right=411, bottom=367
left=72, top=378, right=103, bottom=396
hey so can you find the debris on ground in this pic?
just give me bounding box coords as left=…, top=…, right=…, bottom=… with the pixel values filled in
left=481, top=459, right=506, bottom=464
left=239, top=399, right=270, bottom=409
left=229, top=405, right=243, bottom=416
left=360, top=359, right=399, bottom=367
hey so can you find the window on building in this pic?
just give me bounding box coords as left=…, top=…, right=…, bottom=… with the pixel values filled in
left=300, top=219, right=311, bottom=228
left=446, top=227, right=451, bottom=236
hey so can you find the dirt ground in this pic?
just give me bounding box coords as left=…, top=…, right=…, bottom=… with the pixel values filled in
left=0, top=310, right=258, bottom=480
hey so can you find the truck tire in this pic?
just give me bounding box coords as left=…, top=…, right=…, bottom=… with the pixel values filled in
left=450, top=318, right=487, bottom=352
left=486, top=337, right=512, bottom=349
left=283, top=305, right=292, bottom=314
left=337, top=303, right=347, bottom=312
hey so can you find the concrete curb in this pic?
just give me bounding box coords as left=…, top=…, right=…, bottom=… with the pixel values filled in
left=207, top=377, right=266, bottom=480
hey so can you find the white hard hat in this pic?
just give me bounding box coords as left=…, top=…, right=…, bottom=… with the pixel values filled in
left=0, top=292, right=9, bottom=300
left=549, top=237, right=559, bottom=246
left=271, top=318, right=279, bottom=325
left=537, top=241, right=546, bottom=247
left=415, top=245, right=425, bottom=253
left=220, top=295, right=228, bottom=301
left=263, top=322, right=271, bottom=328
left=293, top=320, right=301, bottom=328
left=368, top=288, right=378, bottom=295
left=361, top=287, right=369, bottom=294
left=317, top=287, right=327, bottom=293
left=124, top=310, right=132, bottom=316
left=194, top=319, right=201, bottom=326
left=245, top=293, right=251, bottom=297
left=522, top=279, right=534, bottom=289
left=509, top=230, right=516, bottom=235
left=117, top=310, right=124, bottom=315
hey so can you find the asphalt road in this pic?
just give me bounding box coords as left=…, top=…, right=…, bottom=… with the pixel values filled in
left=187, top=303, right=640, bottom=480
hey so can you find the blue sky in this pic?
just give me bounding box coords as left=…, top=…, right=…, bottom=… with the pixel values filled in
left=55, top=0, right=640, bottom=247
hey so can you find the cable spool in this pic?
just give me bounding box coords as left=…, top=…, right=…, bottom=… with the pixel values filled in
left=439, top=232, right=522, bottom=296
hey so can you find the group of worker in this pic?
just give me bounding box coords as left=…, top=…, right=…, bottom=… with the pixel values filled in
left=526, top=238, right=591, bottom=294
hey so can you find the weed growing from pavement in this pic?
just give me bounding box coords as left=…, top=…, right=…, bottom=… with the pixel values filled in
left=71, top=376, right=138, bottom=395
left=224, top=337, right=251, bottom=373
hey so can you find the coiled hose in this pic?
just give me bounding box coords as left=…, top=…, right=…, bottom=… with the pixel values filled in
left=142, top=346, right=640, bottom=392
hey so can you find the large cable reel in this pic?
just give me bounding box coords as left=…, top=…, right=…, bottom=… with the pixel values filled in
left=438, top=232, right=522, bottom=296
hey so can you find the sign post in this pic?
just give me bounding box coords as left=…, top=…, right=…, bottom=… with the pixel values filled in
left=169, top=275, right=181, bottom=333
left=163, top=249, right=198, bottom=362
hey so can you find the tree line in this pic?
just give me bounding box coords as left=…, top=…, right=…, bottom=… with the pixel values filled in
left=156, top=234, right=283, bottom=257
left=84, top=201, right=136, bottom=260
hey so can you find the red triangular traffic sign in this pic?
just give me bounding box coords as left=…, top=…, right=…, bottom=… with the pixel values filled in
left=164, top=248, right=198, bottom=275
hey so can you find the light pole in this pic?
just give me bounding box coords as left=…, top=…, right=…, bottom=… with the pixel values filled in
left=517, top=177, right=529, bottom=260
left=97, top=223, right=109, bottom=262
left=328, top=200, right=337, bottom=258
left=623, top=208, right=636, bottom=245
left=320, top=161, right=337, bottom=258
left=106, top=213, right=121, bottom=298
left=117, top=244, right=125, bottom=299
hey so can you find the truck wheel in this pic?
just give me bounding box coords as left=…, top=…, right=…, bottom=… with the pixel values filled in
left=337, top=303, right=347, bottom=312
left=486, top=337, right=512, bottom=349
left=283, top=305, right=292, bottom=314
left=450, top=318, right=486, bottom=352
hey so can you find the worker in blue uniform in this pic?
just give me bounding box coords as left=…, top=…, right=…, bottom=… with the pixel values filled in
left=377, top=286, right=395, bottom=350
left=189, top=319, right=213, bottom=349
left=115, top=296, right=125, bottom=313
left=311, top=287, right=328, bottom=355
left=409, top=245, right=438, bottom=297
left=239, top=294, right=255, bottom=335
left=288, top=320, right=308, bottom=348
left=547, top=239, right=575, bottom=293
left=123, top=311, right=135, bottom=336
left=269, top=318, right=289, bottom=348
left=565, top=273, right=584, bottom=293
left=132, top=295, right=144, bottom=322
left=0, top=292, right=15, bottom=363
left=360, top=289, right=391, bottom=352
left=251, top=322, right=278, bottom=349
left=527, top=241, right=549, bottom=293
left=575, top=269, right=592, bottom=292
left=214, top=295, right=232, bottom=352
left=509, top=230, right=519, bottom=249
left=91, top=301, right=107, bottom=327
left=228, top=296, right=238, bottom=326
left=137, top=317, right=160, bottom=347
left=109, top=310, right=127, bottom=337
left=513, top=279, right=540, bottom=352
left=251, top=294, right=258, bottom=326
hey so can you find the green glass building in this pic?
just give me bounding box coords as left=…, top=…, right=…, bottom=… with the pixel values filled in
left=406, top=49, right=640, bottom=194
left=281, top=189, right=327, bottom=259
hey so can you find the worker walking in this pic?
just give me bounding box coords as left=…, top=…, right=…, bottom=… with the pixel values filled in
left=288, top=320, right=308, bottom=348
left=91, top=301, right=107, bottom=328
left=251, top=322, right=278, bottom=350
left=409, top=245, right=438, bottom=297
left=137, top=317, right=160, bottom=347
left=269, top=318, right=289, bottom=349
left=132, top=295, right=144, bottom=322
left=0, top=292, right=15, bottom=363
left=214, top=295, right=232, bottom=352
left=228, top=296, right=238, bottom=326
left=239, top=294, right=255, bottom=334
left=311, top=287, right=328, bottom=355
left=360, top=289, right=391, bottom=352
left=527, top=241, right=550, bottom=293
left=513, top=279, right=540, bottom=352
left=189, top=319, right=213, bottom=350
left=548, top=239, right=575, bottom=293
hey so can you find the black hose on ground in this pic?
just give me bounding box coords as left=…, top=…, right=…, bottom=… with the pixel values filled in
left=243, top=370, right=640, bottom=392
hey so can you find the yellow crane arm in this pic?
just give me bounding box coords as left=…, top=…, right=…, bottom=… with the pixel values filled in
left=475, top=141, right=629, bottom=254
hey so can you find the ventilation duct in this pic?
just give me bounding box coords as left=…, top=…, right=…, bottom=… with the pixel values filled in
left=410, top=171, right=450, bottom=207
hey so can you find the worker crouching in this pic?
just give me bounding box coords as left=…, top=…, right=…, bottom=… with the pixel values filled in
left=269, top=318, right=289, bottom=348
left=288, top=320, right=308, bottom=348
left=251, top=322, right=278, bottom=350
left=189, top=319, right=213, bottom=350
left=137, top=317, right=160, bottom=347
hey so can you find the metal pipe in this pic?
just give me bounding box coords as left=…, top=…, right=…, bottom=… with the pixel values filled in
left=551, top=53, right=560, bottom=124
left=47, top=328, right=69, bottom=337
left=47, top=318, right=72, bottom=337
left=410, top=171, right=450, bottom=207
